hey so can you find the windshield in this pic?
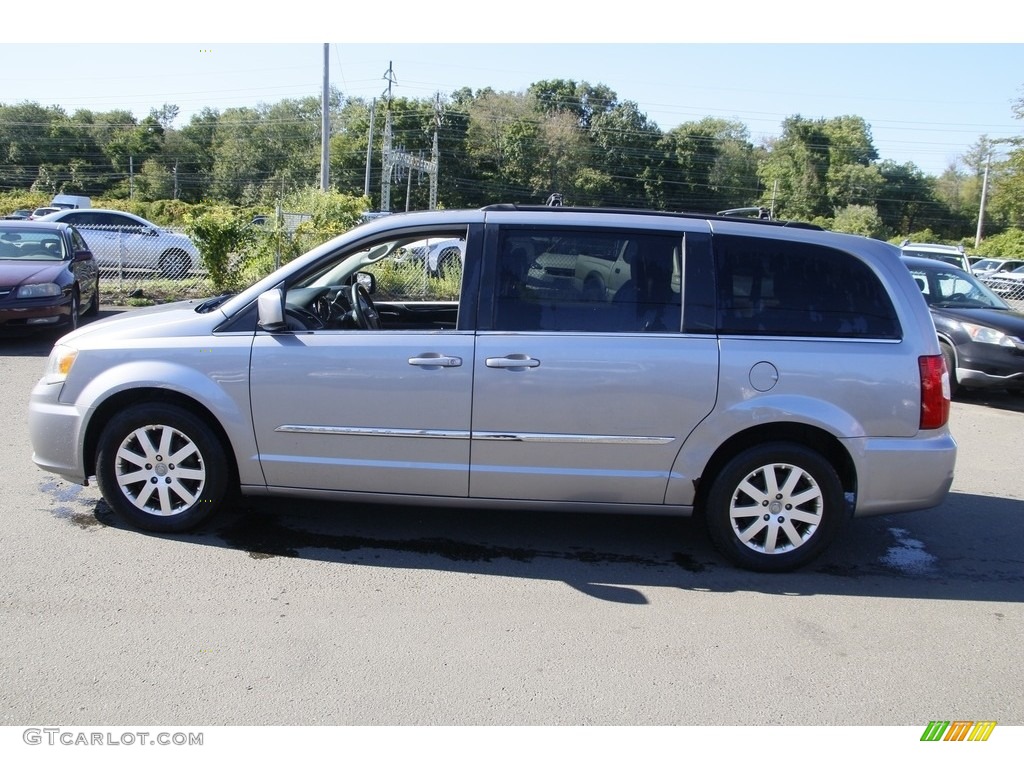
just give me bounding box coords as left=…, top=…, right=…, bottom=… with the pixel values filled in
left=909, top=266, right=1009, bottom=310
left=0, top=230, right=66, bottom=260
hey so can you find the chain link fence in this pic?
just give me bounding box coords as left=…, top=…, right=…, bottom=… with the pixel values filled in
left=980, top=275, right=1024, bottom=311
left=82, top=213, right=314, bottom=303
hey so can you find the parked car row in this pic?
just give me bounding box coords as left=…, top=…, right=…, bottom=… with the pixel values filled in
left=971, top=257, right=1024, bottom=278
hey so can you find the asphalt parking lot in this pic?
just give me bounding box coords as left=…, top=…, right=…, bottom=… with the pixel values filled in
left=1, top=312, right=1022, bottom=728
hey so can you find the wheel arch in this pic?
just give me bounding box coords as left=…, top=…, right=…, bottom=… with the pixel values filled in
left=692, top=422, right=856, bottom=519
left=83, top=388, right=239, bottom=487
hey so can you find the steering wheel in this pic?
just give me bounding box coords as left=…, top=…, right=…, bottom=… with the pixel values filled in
left=284, top=306, right=325, bottom=331
left=349, top=283, right=380, bottom=330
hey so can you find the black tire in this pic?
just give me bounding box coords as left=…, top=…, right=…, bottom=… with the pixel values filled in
left=95, top=403, right=229, bottom=532
left=66, top=291, right=79, bottom=332
left=941, top=342, right=960, bottom=397
left=84, top=276, right=100, bottom=316
left=704, top=442, right=847, bottom=572
left=160, top=250, right=191, bottom=279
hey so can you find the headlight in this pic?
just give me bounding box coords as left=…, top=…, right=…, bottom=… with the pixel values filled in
left=43, top=344, right=78, bottom=384
left=962, top=322, right=1016, bottom=348
left=17, top=282, right=61, bottom=298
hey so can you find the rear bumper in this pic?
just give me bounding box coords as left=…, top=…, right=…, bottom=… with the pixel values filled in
left=846, top=432, right=957, bottom=517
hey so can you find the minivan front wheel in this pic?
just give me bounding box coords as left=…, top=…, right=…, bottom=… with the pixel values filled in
left=705, top=443, right=846, bottom=572
left=96, top=404, right=229, bottom=532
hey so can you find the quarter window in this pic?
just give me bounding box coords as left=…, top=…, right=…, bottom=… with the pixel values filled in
left=715, top=235, right=900, bottom=339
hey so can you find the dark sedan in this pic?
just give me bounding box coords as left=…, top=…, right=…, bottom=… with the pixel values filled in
left=0, top=221, right=99, bottom=334
left=902, top=255, right=1024, bottom=395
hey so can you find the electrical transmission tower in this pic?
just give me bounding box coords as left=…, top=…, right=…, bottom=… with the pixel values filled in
left=380, top=64, right=441, bottom=212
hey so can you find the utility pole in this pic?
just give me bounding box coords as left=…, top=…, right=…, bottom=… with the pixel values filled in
left=364, top=99, right=376, bottom=199
left=320, top=43, right=330, bottom=192
left=380, top=62, right=397, bottom=212
left=975, top=153, right=991, bottom=249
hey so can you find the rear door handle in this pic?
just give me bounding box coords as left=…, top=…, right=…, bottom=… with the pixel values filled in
left=485, top=354, right=540, bottom=369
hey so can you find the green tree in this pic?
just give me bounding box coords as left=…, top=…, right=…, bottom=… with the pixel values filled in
left=465, top=90, right=540, bottom=202
left=0, top=102, right=69, bottom=190
left=831, top=204, right=886, bottom=238
left=658, top=118, right=760, bottom=212
left=528, top=79, right=617, bottom=130
left=758, top=115, right=881, bottom=221
left=586, top=100, right=662, bottom=207
left=135, top=158, right=174, bottom=201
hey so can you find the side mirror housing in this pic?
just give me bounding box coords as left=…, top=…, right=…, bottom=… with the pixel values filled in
left=257, top=288, right=287, bottom=331
left=355, top=271, right=376, bottom=294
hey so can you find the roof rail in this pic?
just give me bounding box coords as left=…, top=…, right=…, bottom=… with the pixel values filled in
left=479, top=203, right=822, bottom=230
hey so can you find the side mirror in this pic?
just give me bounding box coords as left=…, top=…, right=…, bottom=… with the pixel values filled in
left=355, top=271, right=376, bottom=294
left=73, top=248, right=93, bottom=262
left=257, top=288, right=287, bottom=331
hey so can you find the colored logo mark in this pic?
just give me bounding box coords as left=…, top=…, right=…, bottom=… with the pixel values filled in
left=921, top=721, right=997, bottom=742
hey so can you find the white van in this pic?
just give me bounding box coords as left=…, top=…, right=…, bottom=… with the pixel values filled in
left=50, top=194, right=91, bottom=210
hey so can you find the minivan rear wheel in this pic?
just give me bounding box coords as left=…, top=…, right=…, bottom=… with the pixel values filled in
left=705, top=442, right=846, bottom=572
left=96, top=403, right=228, bottom=532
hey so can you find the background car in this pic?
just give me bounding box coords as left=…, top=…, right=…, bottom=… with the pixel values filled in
left=37, top=208, right=201, bottom=278
left=0, top=221, right=99, bottom=333
left=4, top=209, right=33, bottom=221
left=981, top=264, right=1024, bottom=302
left=29, top=207, right=61, bottom=220
left=903, top=255, right=1024, bottom=395
left=395, top=237, right=464, bottom=278
left=900, top=241, right=973, bottom=273
left=971, top=258, right=1024, bottom=278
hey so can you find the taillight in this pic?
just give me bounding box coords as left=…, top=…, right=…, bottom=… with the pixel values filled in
left=919, top=354, right=951, bottom=429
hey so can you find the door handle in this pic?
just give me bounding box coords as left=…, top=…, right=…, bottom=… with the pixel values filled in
left=408, top=354, right=462, bottom=368
left=485, top=354, right=540, bottom=369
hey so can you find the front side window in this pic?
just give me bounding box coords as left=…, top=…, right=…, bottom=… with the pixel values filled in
left=716, top=235, right=900, bottom=338
left=492, top=228, right=683, bottom=333
left=279, top=229, right=467, bottom=332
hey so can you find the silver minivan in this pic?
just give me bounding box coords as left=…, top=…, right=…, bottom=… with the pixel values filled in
left=29, top=206, right=957, bottom=571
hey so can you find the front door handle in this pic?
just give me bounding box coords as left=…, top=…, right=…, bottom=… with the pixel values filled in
left=408, top=354, right=462, bottom=368
left=485, top=354, right=540, bottom=369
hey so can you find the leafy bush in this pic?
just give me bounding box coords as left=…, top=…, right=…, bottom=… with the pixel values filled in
left=975, top=229, right=1024, bottom=258
left=830, top=205, right=887, bottom=239
left=183, top=207, right=256, bottom=291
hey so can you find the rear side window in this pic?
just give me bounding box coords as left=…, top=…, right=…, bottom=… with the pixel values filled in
left=492, top=228, right=683, bottom=333
left=715, top=235, right=900, bottom=339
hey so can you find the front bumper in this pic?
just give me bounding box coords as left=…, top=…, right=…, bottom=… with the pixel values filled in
left=28, top=379, right=90, bottom=485
left=957, top=341, right=1024, bottom=390
left=0, top=299, right=73, bottom=330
